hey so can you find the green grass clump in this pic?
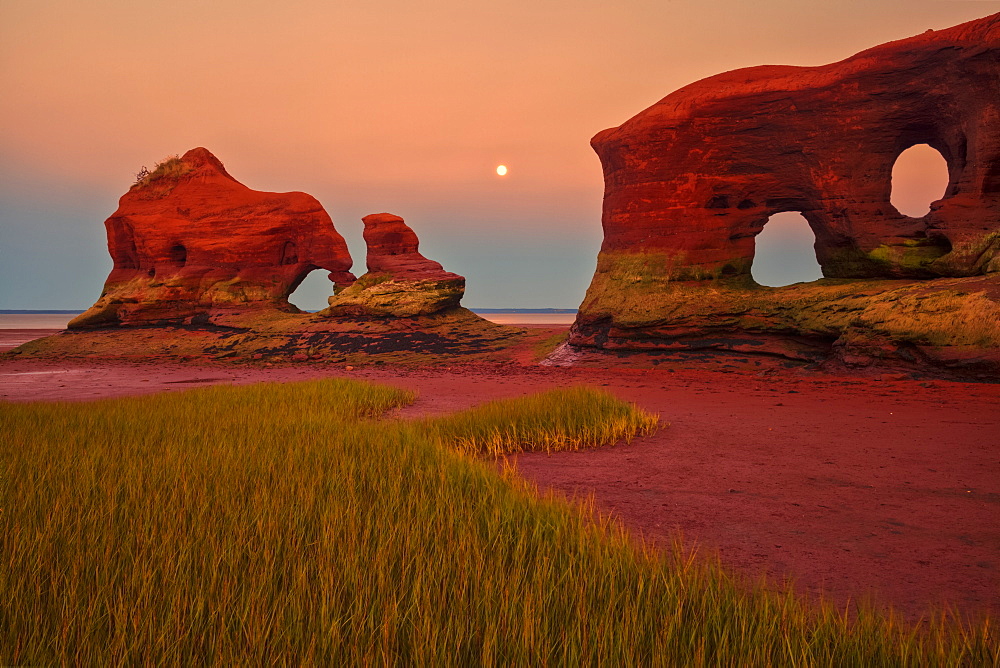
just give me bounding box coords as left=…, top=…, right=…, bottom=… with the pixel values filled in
left=423, top=386, right=658, bottom=456
left=1, top=379, right=995, bottom=665
left=132, top=155, right=194, bottom=190
left=532, top=330, right=569, bottom=361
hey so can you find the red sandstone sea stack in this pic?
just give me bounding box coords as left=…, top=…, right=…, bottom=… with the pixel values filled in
left=362, top=212, right=459, bottom=278
left=323, top=213, right=466, bottom=317
left=571, top=13, right=1000, bottom=372
left=70, top=148, right=355, bottom=328
left=588, top=13, right=999, bottom=281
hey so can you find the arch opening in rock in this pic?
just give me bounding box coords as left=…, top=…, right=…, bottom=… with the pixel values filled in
left=750, top=212, right=823, bottom=287
left=169, top=243, right=187, bottom=266
left=287, top=267, right=336, bottom=312
left=890, top=144, right=950, bottom=218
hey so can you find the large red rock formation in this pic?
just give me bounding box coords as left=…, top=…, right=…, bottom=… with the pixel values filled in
left=324, top=213, right=465, bottom=317
left=590, top=13, right=999, bottom=280
left=572, top=14, right=1000, bottom=370
left=70, top=148, right=355, bottom=328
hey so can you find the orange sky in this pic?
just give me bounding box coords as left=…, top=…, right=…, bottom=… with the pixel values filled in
left=1, top=1, right=995, bottom=309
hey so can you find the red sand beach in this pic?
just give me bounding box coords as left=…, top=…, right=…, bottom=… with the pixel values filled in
left=2, top=328, right=997, bottom=623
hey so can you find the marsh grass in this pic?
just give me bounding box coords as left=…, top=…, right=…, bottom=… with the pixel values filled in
left=422, top=386, right=658, bottom=456
left=1, top=379, right=995, bottom=665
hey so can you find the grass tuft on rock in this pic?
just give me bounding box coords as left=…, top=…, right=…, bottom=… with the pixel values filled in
left=131, top=155, right=194, bottom=193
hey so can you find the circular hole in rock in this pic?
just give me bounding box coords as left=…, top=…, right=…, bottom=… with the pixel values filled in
left=890, top=144, right=949, bottom=218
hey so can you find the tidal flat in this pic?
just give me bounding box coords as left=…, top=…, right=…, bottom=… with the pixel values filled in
left=1, top=369, right=997, bottom=664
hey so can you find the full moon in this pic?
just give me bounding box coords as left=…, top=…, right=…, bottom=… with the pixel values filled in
left=496, top=164, right=508, bottom=176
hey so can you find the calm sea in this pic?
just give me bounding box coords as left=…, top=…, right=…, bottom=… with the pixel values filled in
left=0, top=312, right=576, bottom=329
left=0, top=314, right=81, bottom=329
left=477, top=313, right=575, bottom=325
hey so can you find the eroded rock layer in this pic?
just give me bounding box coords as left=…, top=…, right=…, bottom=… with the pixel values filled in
left=573, top=14, right=1000, bottom=371
left=70, top=148, right=356, bottom=328
left=323, top=213, right=465, bottom=317
left=589, top=14, right=1000, bottom=280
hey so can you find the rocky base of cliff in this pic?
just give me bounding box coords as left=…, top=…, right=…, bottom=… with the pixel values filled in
left=322, top=272, right=464, bottom=318
left=571, top=270, right=1000, bottom=377
left=8, top=308, right=535, bottom=366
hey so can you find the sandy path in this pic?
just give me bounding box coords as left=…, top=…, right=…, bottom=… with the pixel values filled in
left=2, top=346, right=997, bottom=622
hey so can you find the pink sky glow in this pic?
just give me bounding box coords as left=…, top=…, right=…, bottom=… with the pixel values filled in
left=1, top=0, right=995, bottom=309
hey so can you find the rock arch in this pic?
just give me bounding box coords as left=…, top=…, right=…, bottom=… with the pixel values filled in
left=588, top=14, right=998, bottom=282
left=71, top=147, right=357, bottom=328
left=573, top=14, right=1000, bottom=367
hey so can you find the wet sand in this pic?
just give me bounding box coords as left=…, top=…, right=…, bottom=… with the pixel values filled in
left=0, top=329, right=62, bottom=353
left=2, top=328, right=998, bottom=622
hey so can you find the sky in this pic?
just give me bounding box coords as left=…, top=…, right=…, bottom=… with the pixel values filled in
left=1, top=0, right=995, bottom=310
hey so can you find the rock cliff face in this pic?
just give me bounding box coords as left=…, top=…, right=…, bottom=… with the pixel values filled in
left=572, top=13, right=1000, bottom=370
left=324, top=213, right=465, bottom=317
left=588, top=13, right=999, bottom=282
left=70, top=148, right=355, bottom=328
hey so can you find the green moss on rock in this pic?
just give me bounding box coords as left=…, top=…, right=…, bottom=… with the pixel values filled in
left=322, top=273, right=464, bottom=318
left=866, top=243, right=948, bottom=274
left=576, top=251, right=1000, bottom=350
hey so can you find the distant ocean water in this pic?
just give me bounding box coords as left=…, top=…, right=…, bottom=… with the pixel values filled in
left=476, top=313, right=576, bottom=325
left=0, top=313, right=82, bottom=329
left=0, top=310, right=577, bottom=329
